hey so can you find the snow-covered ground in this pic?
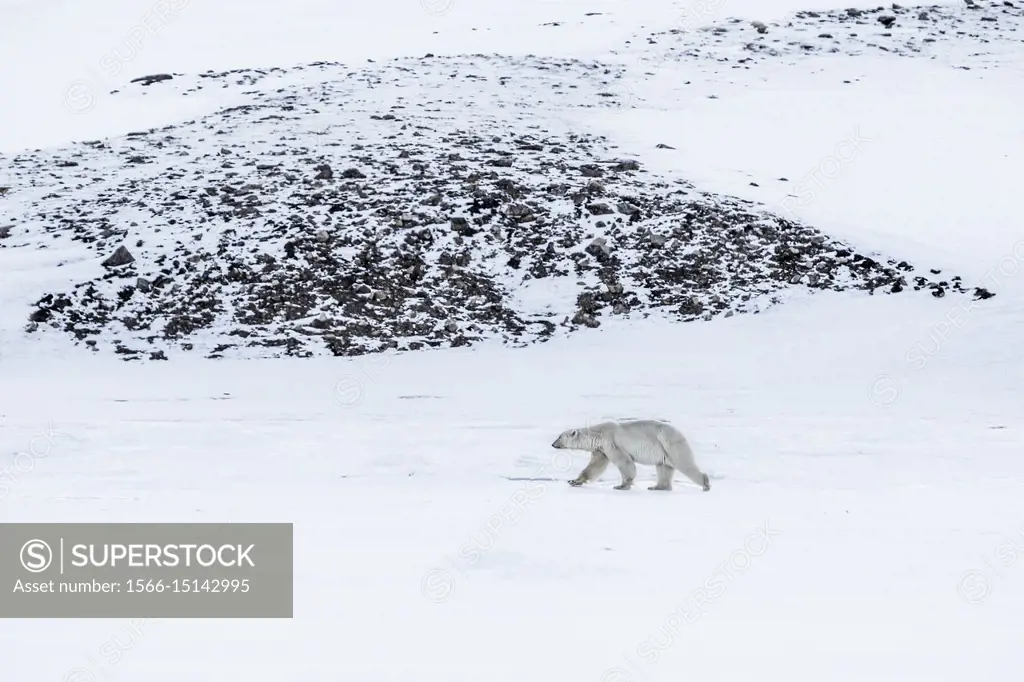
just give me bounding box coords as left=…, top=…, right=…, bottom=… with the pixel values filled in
left=2, top=0, right=1023, bottom=680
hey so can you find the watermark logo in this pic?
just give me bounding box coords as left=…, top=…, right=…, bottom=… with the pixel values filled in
left=421, top=0, right=456, bottom=16
left=64, top=617, right=160, bottom=681
left=420, top=568, right=456, bottom=603
left=603, top=80, right=640, bottom=111
left=67, top=543, right=255, bottom=568
left=63, top=81, right=98, bottom=115
left=956, top=524, right=1023, bottom=605
left=331, top=349, right=396, bottom=408
left=599, top=669, right=634, bottom=682
left=597, top=520, right=782, bottom=679
left=20, top=539, right=53, bottom=573
left=2, top=421, right=68, bottom=501
left=419, top=428, right=580, bottom=603
left=1, top=523, right=292, bottom=617
left=62, top=0, right=191, bottom=115
left=869, top=239, right=1024, bottom=408
left=867, top=374, right=901, bottom=408
left=957, top=570, right=991, bottom=605
left=332, top=374, right=367, bottom=407
left=63, top=669, right=99, bottom=682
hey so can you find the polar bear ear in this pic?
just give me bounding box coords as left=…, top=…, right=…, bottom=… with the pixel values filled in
left=570, top=429, right=578, bottom=437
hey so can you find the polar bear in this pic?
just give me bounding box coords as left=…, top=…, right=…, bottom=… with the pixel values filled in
left=551, top=419, right=710, bottom=492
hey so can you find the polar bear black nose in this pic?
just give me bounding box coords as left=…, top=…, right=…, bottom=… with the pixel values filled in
left=551, top=439, right=561, bottom=448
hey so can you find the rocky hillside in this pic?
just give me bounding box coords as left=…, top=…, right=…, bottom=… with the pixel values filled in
left=1, top=1, right=1012, bottom=360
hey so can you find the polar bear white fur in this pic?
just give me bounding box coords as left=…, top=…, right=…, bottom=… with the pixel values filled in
left=551, top=419, right=710, bottom=492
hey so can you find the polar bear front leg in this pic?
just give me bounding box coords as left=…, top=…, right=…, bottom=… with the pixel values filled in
left=569, top=449, right=609, bottom=487
left=604, top=443, right=635, bottom=490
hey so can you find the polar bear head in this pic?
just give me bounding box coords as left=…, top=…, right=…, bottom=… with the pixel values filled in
left=551, top=427, right=599, bottom=451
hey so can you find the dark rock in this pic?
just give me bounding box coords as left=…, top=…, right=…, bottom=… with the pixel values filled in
left=102, top=246, right=135, bottom=268
left=450, top=217, right=477, bottom=236
left=585, top=238, right=612, bottom=259
left=131, top=74, right=173, bottom=86
left=572, top=312, right=600, bottom=328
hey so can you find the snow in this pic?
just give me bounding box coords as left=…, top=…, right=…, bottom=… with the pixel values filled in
left=2, top=0, right=1024, bottom=680
left=585, top=56, right=1024, bottom=283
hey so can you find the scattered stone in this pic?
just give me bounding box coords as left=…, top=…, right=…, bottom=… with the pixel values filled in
left=131, top=74, right=174, bottom=86
left=450, top=217, right=477, bottom=236
left=101, top=246, right=135, bottom=268
left=585, top=237, right=613, bottom=259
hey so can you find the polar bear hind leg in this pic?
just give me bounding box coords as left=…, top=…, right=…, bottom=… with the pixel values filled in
left=658, top=428, right=711, bottom=492
left=649, top=463, right=675, bottom=491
